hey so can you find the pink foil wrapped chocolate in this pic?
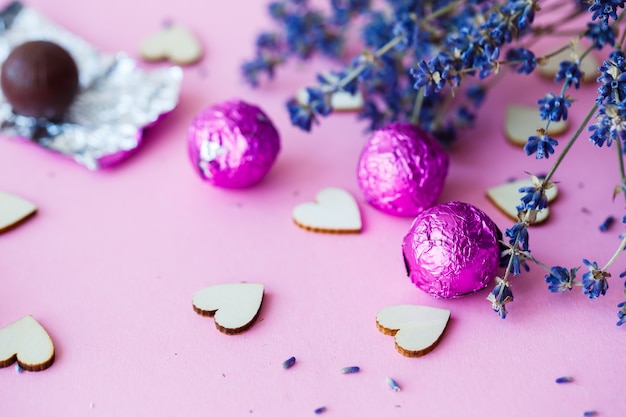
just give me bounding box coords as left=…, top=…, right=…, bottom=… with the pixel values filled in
left=402, top=201, right=500, bottom=298
left=188, top=99, right=280, bottom=188
left=357, top=122, right=449, bottom=217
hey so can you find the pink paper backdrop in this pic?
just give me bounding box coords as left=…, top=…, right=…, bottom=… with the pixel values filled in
left=1, top=1, right=624, bottom=416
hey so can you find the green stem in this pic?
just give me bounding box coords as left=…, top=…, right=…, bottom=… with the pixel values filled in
left=601, top=234, right=626, bottom=272
left=578, top=44, right=596, bottom=62
left=616, top=11, right=626, bottom=49
left=532, top=29, right=588, bottom=37
left=336, top=35, right=403, bottom=90
left=500, top=225, right=529, bottom=282
left=500, top=247, right=516, bottom=282
left=375, top=36, right=402, bottom=58
left=618, top=141, right=625, bottom=181
left=526, top=253, right=552, bottom=273
left=543, top=103, right=598, bottom=185
left=501, top=253, right=514, bottom=282
left=410, top=89, right=425, bottom=125
left=540, top=43, right=578, bottom=61
left=616, top=139, right=626, bottom=203
left=425, top=0, right=463, bottom=20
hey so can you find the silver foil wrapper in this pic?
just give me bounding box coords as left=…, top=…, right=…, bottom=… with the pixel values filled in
left=402, top=201, right=500, bottom=298
left=0, top=2, right=182, bottom=169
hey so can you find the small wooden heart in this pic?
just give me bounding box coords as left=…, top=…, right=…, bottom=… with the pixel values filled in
left=486, top=178, right=558, bottom=224
left=537, top=46, right=598, bottom=83
left=296, top=72, right=364, bottom=112
left=0, top=315, right=55, bottom=372
left=140, top=24, right=202, bottom=65
left=292, top=187, right=362, bottom=233
left=192, top=283, right=264, bottom=335
left=376, top=305, right=450, bottom=357
left=504, top=105, right=569, bottom=147
left=0, top=191, right=37, bottom=233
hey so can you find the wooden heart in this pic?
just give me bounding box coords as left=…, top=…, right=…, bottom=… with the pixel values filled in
left=486, top=178, right=558, bottom=224
left=0, top=315, right=55, bottom=371
left=296, top=72, right=364, bottom=112
left=0, top=191, right=37, bottom=233
left=292, top=187, right=362, bottom=233
left=192, top=283, right=264, bottom=335
left=140, top=24, right=202, bottom=65
left=537, top=46, right=598, bottom=83
left=504, top=105, right=568, bottom=147
left=376, top=305, right=450, bottom=357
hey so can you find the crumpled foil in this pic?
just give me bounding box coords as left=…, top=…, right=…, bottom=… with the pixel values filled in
left=402, top=201, right=500, bottom=299
left=0, top=2, right=182, bottom=169
left=187, top=99, right=280, bottom=188
left=357, top=122, right=449, bottom=217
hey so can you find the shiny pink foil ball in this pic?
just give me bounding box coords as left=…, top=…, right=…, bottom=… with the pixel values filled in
left=357, top=122, right=449, bottom=217
left=402, top=201, right=500, bottom=298
left=188, top=99, right=280, bottom=188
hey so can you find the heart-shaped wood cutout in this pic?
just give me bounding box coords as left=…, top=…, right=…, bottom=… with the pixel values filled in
left=192, top=283, right=264, bottom=335
left=376, top=305, right=450, bottom=357
left=296, top=87, right=364, bottom=112
left=292, top=187, right=362, bottom=233
left=537, top=46, right=598, bottom=83
left=295, top=72, right=364, bottom=112
left=504, top=105, right=569, bottom=147
left=0, top=191, right=37, bottom=233
left=140, top=24, right=202, bottom=65
left=0, top=315, right=55, bottom=371
left=486, top=178, right=558, bottom=224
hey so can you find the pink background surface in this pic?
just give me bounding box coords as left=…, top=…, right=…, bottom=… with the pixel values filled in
left=1, top=1, right=625, bottom=416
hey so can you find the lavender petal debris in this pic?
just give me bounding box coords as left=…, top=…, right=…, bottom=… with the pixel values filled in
left=314, top=406, right=327, bottom=414
left=340, top=366, right=360, bottom=374
left=555, top=376, right=574, bottom=384
left=282, top=356, right=296, bottom=369
left=386, top=377, right=401, bottom=392
left=599, top=216, right=615, bottom=232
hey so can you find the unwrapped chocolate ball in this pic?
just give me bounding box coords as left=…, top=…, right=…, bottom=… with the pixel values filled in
left=1, top=40, right=79, bottom=120
left=188, top=99, right=280, bottom=188
left=357, top=122, right=449, bottom=217
left=402, top=201, right=500, bottom=298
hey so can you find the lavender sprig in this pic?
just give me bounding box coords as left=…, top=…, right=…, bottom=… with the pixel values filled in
left=489, top=7, right=626, bottom=319
left=244, top=0, right=548, bottom=141
left=244, top=0, right=626, bottom=325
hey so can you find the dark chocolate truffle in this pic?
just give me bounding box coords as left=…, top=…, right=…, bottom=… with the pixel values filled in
left=1, top=40, right=79, bottom=120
